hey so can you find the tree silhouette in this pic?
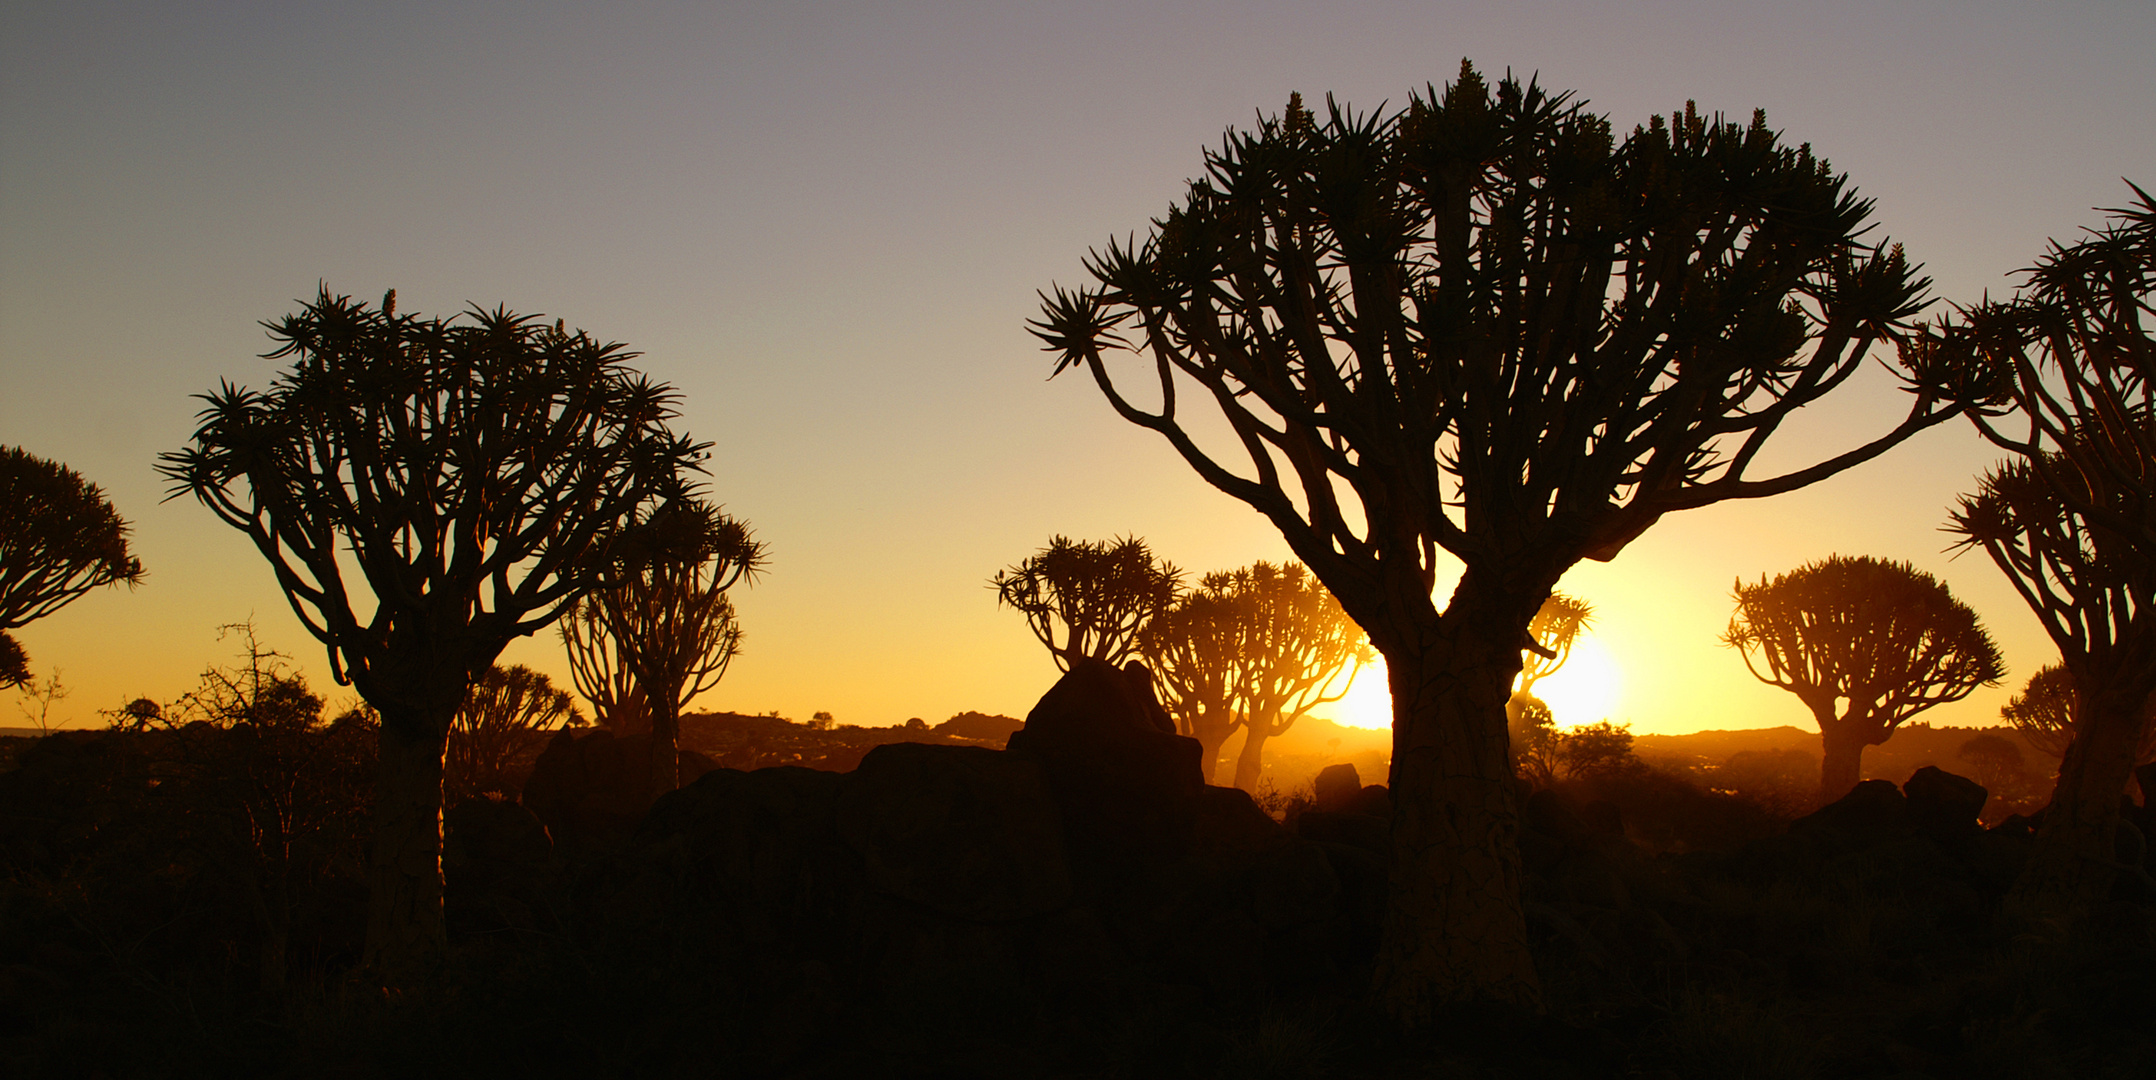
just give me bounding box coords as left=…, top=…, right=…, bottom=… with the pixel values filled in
left=1506, top=592, right=1593, bottom=739
left=1140, top=586, right=1249, bottom=784
left=1909, top=184, right=2154, bottom=559
left=992, top=535, right=1180, bottom=670
left=446, top=664, right=584, bottom=804
left=561, top=597, right=649, bottom=735
left=1517, top=593, right=1593, bottom=699
left=1219, top=562, right=1371, bottom=792
left=1955, top=458, right=2155, bottom=919
left=1030, top=65, right=1962, bottom=1015
left=585, top=500, right=763, bottom=796
left=1723, top=555, right=2002, bottom=800
left=2001, top=662, right=2156, bottom=766
left=1919, top=190, right=2156, bottom=921
left=158, top=287, right=707, bottom=981
left=0, top=446, right=145, bottom=688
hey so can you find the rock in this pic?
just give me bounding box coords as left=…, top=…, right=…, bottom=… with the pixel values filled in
left=1119, top=660, right=1178, bottom=734
left=835, top=742, right=1072, bottom=922
left=444, top=796, right=556, bottom=932
left=1788, top=779, right=1911, bottom=849
left=1348, top=783, right=1393, bottom=819
left=1193, top=785, right=1289, bottom=855
left=1006, top=659, right=1205, bottom=875
left=1313, top=763, right=1363, bottom=812
left=1903, top=766, right=1988, bottom=837
left=521, top=728, right=720, bottom=854
left=1295, top=810, right=1389, bottom=857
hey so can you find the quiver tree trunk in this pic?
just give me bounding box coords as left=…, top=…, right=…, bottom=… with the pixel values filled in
left=1232, top=725, right=1273, bottom=794
left=363, top=703, right=452, bottom=982
left=1371, top=573, right=1544, bottom=1020
left=2009, top=678, right=2156, bottom=927
left=1817, top=707, right=1874, bottom=802
left=649, top=700, right=681, bottom=799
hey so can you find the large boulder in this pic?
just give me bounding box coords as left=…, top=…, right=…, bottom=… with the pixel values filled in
left=836, top=742, right=1072, bottom=921
left=522, top=728, right=719, bottom=855
left=443, top=796, right=557, bottom=932
left=1005, top=659, right=1205, bottom=876
left=1903, top=766, right=1988, bottom=838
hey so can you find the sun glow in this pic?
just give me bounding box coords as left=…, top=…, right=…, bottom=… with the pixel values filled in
left=1329, top=658, right=1395, bottom=730
left=1532, top=635, right=1623, bottom=728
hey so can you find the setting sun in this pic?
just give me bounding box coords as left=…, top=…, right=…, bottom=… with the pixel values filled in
left=1532, top=635, right=1624, bottom=728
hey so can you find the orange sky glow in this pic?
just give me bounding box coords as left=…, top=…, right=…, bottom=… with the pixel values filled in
left=4, top=2, right=2152, bottom=740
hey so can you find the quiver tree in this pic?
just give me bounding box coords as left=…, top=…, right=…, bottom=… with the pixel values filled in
left=159, top=287, right=708, bottom=981
left=2001, top=662, right=2156, bottom=767
left=1507, top=592, right=1593, bottom=734
left=0, top=446, right=145, bottom=687
left=561, top=598, right=648, bottom=734
left=1216, top=561, right=1371, bottom=792
left=1908, top=184, right=2155, bottom=558
left=1030, top=65, right=1966, bottom=1014
left=1913, top=189, right=2156, bottom=921
left=585, top=500, right=763, bottom=797
left=446, top=664, right=584, bottom=803
left=992, top=535, right=1180, bottom=669
left=1723, top=555, right=2003, bottom=800
left=1952, top=454, right=2156, bottom=920
left=1140, top=586, right=1249, bottom=783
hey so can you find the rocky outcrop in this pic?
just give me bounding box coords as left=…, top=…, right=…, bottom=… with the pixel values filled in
left=521, top=728, right=718, bottom=854
left=1005, top=658, right=1205, bottom=878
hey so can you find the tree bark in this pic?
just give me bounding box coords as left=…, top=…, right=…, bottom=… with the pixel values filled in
left=1197, top=728, right=1230, bottom=786
left=1817, top=711, right=1870, bottom=803
left=1370, top=569, right=1544, bottom=1022
left=649, top=699, right=680, bottom=799
left=362, top=706, right=451, bottom=983
left=2008, top=677, right=2156, bottom=927
left=1232, top=723, right=1273, bottom=794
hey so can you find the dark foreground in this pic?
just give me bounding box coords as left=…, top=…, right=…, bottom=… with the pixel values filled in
left=2, top=672, right=2151, bottom=1078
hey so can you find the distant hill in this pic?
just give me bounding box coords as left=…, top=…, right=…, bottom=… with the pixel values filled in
left=1633, top=722, right=2054, bottom=786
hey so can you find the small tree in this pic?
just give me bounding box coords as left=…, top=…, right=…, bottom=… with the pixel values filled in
left=1724, top=555, right=2003, bottom=799
left=159, top=288, right=708, bottom=980
left=1141, top=586, right=1250, bottom=784
left=109, top=622, right=375, bottom=992
left=2001, top=663, right=2156, bottom=767
left=1517, top=593, right=1594, bottom=699
left=0, top=446, right=144, bottom=687
left=992, top=535, right=1180, bottom=670
left=586, top=500, right=763, bottom=796
left=1218, top=562, right=1371, bottom=792
left=1507, top=592, right=1593, bottom=737
left=446, top=664, right=583, bottom=804
left=1032, top=67, right=1965, bottom=1014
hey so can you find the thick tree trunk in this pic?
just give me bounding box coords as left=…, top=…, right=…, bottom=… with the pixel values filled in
left=2008, top=678, right=2156, bottom=926
left=362, top=708, right=451, bottom=983
left=1232, top=724, right=1273, bottom=793
left=1198, top=729, right=1230, bottom=786
left=1371, top=570, right=1544, bottom=1022
left=650, top=700, right=681, bottom=799
left=1817, top=712, right=1869, bottom=802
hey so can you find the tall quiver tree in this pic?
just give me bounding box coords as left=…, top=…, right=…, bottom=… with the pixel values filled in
left=160, top=288, right=708, bottom=981
left=0, top=446, right=145, bottom=687
left=992, top=535, right=1180, bottom=669
left=587, top=500, right=764, bottom=797
left=1723, top=555, right=2003, bottom=800
left=1220, top=562, right=1371, bottom=792
left=1031, top=65, right=1967, bottom=1015
left=1951, top=454, right=2154, bottom=920
left=1913, top=186, right=2156, bottom=922
left=1140, top=585, right=1249, bottom=783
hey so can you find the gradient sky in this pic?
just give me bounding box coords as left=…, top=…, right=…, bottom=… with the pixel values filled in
left=4, top=1, right=2153, bottom=736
